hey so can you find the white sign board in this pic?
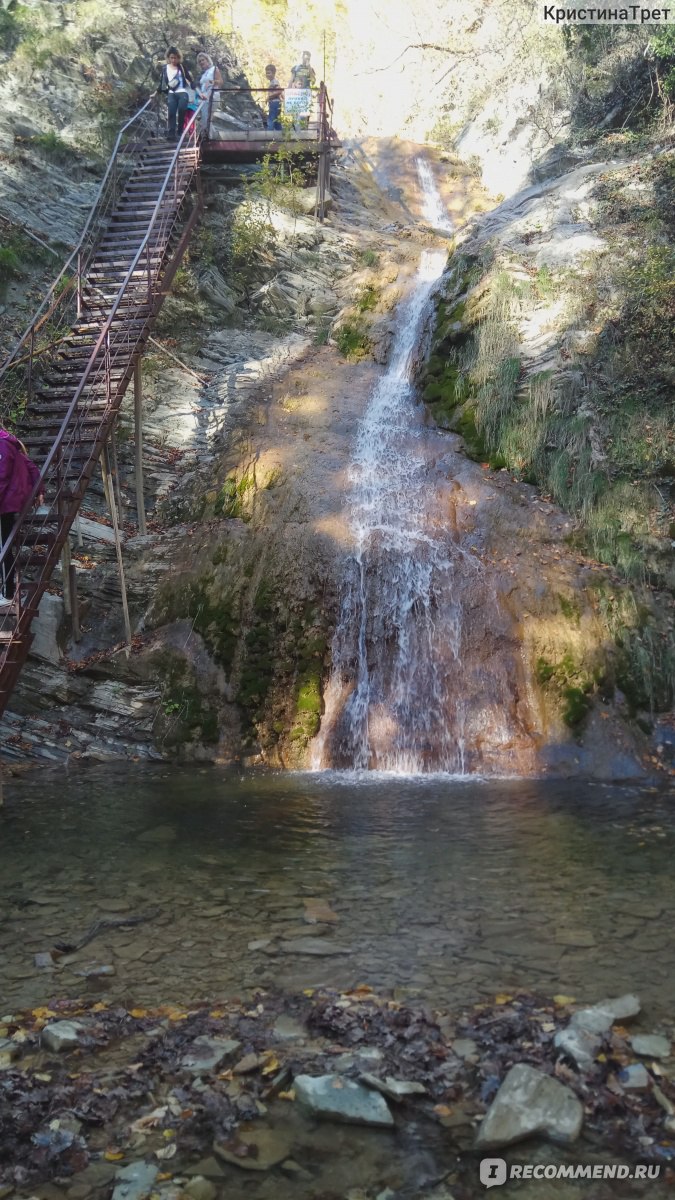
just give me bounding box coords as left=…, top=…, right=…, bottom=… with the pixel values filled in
left=284, top=88, right=311, bottom=115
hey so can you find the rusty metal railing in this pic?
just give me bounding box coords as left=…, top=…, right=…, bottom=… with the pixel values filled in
left=203, top=83, right=334, bottom=139
left=0, top=96, right=161, bottom=430
left=0, top=97, right=206, bottom=708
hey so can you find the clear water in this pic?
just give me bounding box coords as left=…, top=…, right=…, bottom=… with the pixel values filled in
left=2, top=767, right=674, bottom=1021
left=3, top=769, right=675, bottom=1197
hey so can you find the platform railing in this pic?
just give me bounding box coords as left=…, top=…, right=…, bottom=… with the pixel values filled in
left=204, top=83, right=334, bottom=140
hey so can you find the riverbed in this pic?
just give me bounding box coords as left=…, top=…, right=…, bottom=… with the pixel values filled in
left=2, top=767, right=673, bottom=1019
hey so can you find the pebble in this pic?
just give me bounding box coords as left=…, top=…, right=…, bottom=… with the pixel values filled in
left=272, top=1014, right=306, bottom=1041
left=452, top=1037, right=478, bottom=1059
left=111, top=1163, right=159, bottom=1200
left=361, top=1072, right=427, bottom=1101
left=184, top=1177, right=217, bottom=1200
left=630, top=1034, right=671, bottom=1060
left=181, top=1036, right=241, bottom=1074
left=42, top=1021, right=84, bottom=1053
left=183, top=1157, right=226, bottom=1179
left=213, top=1126, right=294, bottom=1171
left=619, top=1063, right=650, bottom=1090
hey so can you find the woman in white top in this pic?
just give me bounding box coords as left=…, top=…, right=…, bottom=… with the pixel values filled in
left=196, top=51, right=223, bottom=139
left=159, top=47, right=194, bottom=141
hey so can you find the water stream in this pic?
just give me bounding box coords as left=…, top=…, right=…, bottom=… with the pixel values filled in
left=314, top=160, right=523, bottom=772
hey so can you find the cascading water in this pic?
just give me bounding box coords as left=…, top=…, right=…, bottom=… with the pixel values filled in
left=309, top=154, right=530, bottom=772
left=312, top=158, right=530, bottom=774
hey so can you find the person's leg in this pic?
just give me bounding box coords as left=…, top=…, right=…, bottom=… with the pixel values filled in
left=167, top=92, right=178, bottom=138
left=267, top=99, right=281, bottom=131
left=0, top=512, right=17, bottom=600
left=176, top=92, right=188, bottom=135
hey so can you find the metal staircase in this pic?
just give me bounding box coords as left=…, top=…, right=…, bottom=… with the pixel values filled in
left=0, top=94, right=205, bottom=715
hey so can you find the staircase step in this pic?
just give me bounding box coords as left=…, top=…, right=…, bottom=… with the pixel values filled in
left=91, top=252, right=163, bottom=264
left=32, top=398, right=109, bottom=412
left=19, top=530, right=57, bottom=547
left=24, top=433, right=98, bottom=448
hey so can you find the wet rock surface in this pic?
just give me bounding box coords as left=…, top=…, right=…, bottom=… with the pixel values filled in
left=476, top=1063, right=583, bottom=1148
left=294, top=1074, right=394, bottom=1126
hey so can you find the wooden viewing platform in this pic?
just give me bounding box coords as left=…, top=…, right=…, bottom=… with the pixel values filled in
left=0, top=83, right=339, bottom=719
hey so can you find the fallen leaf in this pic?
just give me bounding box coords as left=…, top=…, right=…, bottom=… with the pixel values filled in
left=262, top=1055, right=280, bottom=1076
left=104, top=1149, right=125, bottom=1162
left=129, top=1008, right=148, bottom=1019
left=278, top=1089, right=295, bottom=1101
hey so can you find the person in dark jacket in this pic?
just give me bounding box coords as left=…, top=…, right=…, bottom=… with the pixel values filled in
left=158, top=47, right=194, bottom=141
left=0, top=429, right=42, bottom=605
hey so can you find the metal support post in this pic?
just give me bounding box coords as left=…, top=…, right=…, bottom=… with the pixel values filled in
left=101, top=443, right=132, bottom=649
left=61, top=538, right=72, bottom=617
left=133, top=359, right=147, bottom=536
left=69, top=563, right=80, bottom=643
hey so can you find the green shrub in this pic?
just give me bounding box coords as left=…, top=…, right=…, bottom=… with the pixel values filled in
left=336, top=319, right=371, bottom=360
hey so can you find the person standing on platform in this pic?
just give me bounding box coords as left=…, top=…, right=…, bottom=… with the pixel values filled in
left=265, top=63, right=283, bottom=130
left=289, top=50, right=316, bottom=88
left=196, top=51, right=223, bottom=138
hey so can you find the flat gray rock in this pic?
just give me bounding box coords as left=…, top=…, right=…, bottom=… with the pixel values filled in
left=571, top=994, right=640, bottom=1036
left=361, top=1072, right=427, bottom=1101
left=476, top=1063, right=583, bottom=1149
left=631, top=1034, right=671, bottom=1060
left=294, top=1073, right=394, bottom=1126
left=42, top=1021, right=84, bottom=1053
left=452, top=1038, right=478, bottom=1059
left=181, top=1036, right=241, bottom=1074
left=112, top=1163, right=159, bottom=1200
left=619, top=1063, right=650, bottom=1089
left=278, top=938, right=352, bottom=956
left=272, top=1015, right=306, bottom=1040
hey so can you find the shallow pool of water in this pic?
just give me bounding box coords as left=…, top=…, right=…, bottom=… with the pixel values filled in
left=2, top=768, right=674, bottom=1022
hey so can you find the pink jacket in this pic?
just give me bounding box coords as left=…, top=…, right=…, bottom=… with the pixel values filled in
left=0, top=430, right=41, bottom=515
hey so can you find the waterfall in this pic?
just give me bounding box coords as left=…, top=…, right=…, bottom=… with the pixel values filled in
left=312, top=159, right=474, bottom=773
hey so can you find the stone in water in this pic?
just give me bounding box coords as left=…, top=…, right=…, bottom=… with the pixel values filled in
left=294, top=1074, right=394, bottom=1126
left=42, top=1021, right=84, bottom=1053
left=630, top=1034, right=671, bottom=1060
left=476, top=1063, right=583, bottom=1149
left=181, top=1036, right=241, bottom=1074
